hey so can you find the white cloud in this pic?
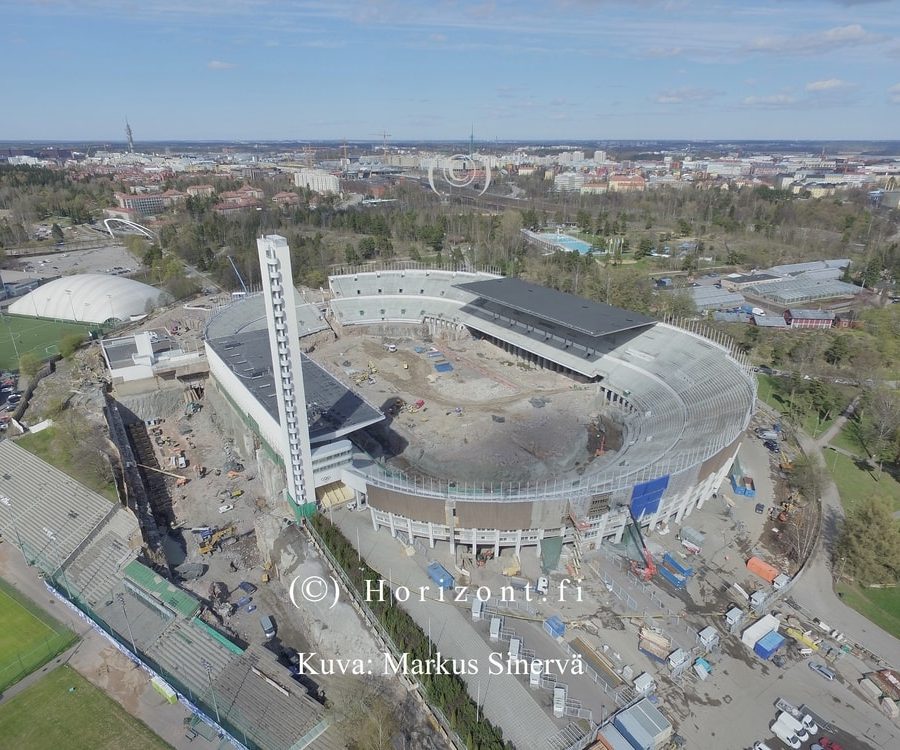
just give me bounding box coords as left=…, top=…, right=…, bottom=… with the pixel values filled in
left=747, top=24, right=885, bottom=55
left=207, top=59, right=236, bottom=70
left=741, top=94, right=798, bottom=108
left=889, top=84, right=900, bottom=104
left=655, top=87, right=720, bottom=104
left=805, top=78, right=849, bottom=91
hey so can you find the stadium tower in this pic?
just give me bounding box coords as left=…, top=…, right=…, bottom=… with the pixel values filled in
left=125, top=117, right=134, bottom=153
left=257, top=235, right=316, bottom=517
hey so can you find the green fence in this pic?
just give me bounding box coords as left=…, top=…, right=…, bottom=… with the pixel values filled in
left=0, top=577, right=77, bottom=692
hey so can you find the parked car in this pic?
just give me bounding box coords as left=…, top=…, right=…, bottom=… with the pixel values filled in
left=217, top=504, right=234, bottom=514
left=818, top=738, right=844, bottom=750
left=763, top=439, right=779, bottom=452
left=260, top=614, right=276, bottom=639
left=809, top=661, right=836, bottom=681
left=238, top=581, right=257, bottom=595
left=755, top=503, right=765, bottom=514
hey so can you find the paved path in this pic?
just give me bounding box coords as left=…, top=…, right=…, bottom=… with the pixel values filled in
left=0, top=544, right=216, bottom=749
left=756, top=403, right=900, bottom=666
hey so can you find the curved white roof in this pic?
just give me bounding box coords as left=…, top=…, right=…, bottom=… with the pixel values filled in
left=8, top=274, right=165, bottom=324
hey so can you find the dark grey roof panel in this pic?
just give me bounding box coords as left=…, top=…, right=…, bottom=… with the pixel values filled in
left=456, top=277, right=655, bottom=337
left=206, top=332, right=383, bottom=443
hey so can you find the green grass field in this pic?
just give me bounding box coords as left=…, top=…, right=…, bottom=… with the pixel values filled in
left=836, top=583, right=900, bottom=641
left=0, top=578, right=77, bottom=692
left=825, top=448, right=900, bottom=514
left=0, top=314, right=95, bottom=370
left=0, top=665, right=172, bottom=750
left=16, top=427, right=117, bottom=501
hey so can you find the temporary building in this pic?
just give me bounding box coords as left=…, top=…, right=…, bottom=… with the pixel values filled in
left=753, top=630, right=786, bottom=660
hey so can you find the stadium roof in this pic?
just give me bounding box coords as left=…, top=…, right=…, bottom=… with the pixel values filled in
left=8, top=273, right=166, bottom=324
left=456, top=277, right=654, bottom=337
left=206, top=331, right=384, bottom=443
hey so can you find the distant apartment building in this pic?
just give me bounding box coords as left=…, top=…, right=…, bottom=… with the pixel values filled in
left=580, top=182, right=607, bottom=195
left=213, top=185, right=264, bottom=215
left=114, top=189, right=185, bottom=217
left=783, top=309, right=835, bottom=329
left=607, top=174, right=646, bottom=192
left=186, top=184, right=215, bottom=198
left=272, top=191, right=301, bottom=207
left=294, top=169, right=340, bottom=195
left=553, top=172, right=586, bottom=192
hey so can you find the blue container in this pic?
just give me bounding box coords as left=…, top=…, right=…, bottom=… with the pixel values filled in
left=662, top=552, right=693, bottom=577
left=543, top=615, right=565, bottom=639
left=426, top=562, right=454, bottom=590
left=658, top=565, right=687, bottom=589
left=753, top=630, right=785, bottom=660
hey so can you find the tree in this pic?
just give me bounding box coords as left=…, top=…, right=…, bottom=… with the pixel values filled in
left=344, top=243, right=360, bottom=265
left=59, top=332, right=85, bottom=359
left=636, top=236, right=653, bottom=258
left=859, top=388, right=900, bottom=468
left=357, top=236, right=377, bottom=260
left=18, top=352, right=42, bottom=380
left=790, top=454, right=823, bottom=503
left=836, top=495, right=900, bottom=585
left=50, top=222, right=64, bottom=243
left=824, top=335, right=851, bottom=366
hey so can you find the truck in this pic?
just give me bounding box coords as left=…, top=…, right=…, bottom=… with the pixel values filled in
left=427, top=561, right=454, bottom=590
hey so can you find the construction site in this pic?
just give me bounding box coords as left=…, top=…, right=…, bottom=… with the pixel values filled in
left=312, top=331, right=624, bottom=486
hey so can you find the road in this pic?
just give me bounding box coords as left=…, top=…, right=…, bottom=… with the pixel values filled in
left=756, top=402, right=900, bottom=667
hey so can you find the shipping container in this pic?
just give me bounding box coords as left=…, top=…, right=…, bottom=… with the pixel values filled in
left=741, top=614, right=780, bottom=647
left=426, top=561, right=454, bottom=589
left=543, top=615, right=565, bottom=639
left=753, top=630, right=786, bottom=660
left=613, top=698, right=672, bottom=750
left=658, top=564, right=687, bottom=589
left=746, top=556, right=779, bottom=583
left=662, top=552, right=694, bottom=577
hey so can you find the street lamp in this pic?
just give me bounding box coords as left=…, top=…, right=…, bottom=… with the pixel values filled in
left=116, top=592, right=138, bottom=656
left=200, top=658, right=221, bottom=724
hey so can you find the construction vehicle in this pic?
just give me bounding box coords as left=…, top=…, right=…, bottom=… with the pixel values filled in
left=624, top=508, right=657, bottom=582
left=261, top=561, right=274, bottom=583
left=199, top=525, right=236, bottom=555
left=476, top=548, right=494, bottom=567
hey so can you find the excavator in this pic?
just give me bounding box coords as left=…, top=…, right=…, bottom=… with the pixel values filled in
left=199, top=525, right=236, bottom=555
left=624, top=508, right=657, bottom=582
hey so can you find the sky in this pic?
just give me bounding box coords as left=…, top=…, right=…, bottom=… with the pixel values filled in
left=2, top=0, right=900, bottom=141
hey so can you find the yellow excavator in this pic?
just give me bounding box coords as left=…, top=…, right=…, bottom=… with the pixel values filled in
left=199, top=525, right=236, bottom=555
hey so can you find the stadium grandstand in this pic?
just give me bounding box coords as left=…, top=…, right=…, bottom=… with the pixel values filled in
left=205, top=263, right=756, bottom=565
left=0, top=440, right=341, bottom=750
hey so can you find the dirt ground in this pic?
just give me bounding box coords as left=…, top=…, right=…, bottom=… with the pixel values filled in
left=313, top=331, right=624, bottom=484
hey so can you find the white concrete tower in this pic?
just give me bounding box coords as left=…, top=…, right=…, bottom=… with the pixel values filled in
left=257, top=234, right=316, bottom=516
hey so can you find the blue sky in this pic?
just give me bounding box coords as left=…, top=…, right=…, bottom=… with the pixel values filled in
left=3, top=0, right=900, bottom=141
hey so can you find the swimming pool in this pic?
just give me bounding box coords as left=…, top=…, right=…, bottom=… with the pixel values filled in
left=536, top=232, right=594, bottom=254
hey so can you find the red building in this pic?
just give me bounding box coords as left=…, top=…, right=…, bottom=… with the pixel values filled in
left=783, top=309, right=835, bottom=329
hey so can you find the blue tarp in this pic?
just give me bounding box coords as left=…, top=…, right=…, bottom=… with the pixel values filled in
left=631, top=475, right=670, bottom=518
left=543, top=616, right=565, bottom=639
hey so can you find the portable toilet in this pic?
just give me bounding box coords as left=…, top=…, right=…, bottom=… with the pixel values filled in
left=489, top=616, right=503, bottom=641
left=471, top=597, right=485, bottom=621
left=508, top=637, right=521, bottom=660
left=553, top=685, right=567, bottom=718
left=529, top=659, right=544, bottom=688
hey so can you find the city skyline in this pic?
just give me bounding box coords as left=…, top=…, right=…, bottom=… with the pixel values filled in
left=3, top=0, right=900, bottom=141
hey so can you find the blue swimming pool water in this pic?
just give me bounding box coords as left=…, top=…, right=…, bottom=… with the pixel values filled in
left=537, top=232, right=594, bottom=254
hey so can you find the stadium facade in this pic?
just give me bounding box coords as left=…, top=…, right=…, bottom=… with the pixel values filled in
left=205, top=245, right=756, bottom=566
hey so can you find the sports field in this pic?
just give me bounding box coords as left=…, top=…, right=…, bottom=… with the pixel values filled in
left=0, top=578, right=77, bottom=692
left=0, top=665, right=172, bottom=750
left=0, top=314, right=95, bottom=370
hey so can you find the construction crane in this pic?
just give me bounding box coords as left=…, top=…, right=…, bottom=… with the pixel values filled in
left=227, top=256, right=248, bottom=295
left=624, top=508, right=657, bottom=582
left=373, top=131, right=392, bottom=161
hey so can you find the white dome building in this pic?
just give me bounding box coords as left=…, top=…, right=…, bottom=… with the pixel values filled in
left=9, top=274, right=167, bottom=324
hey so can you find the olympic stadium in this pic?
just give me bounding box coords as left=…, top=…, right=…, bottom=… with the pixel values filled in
left=204, top=265, right=756, bottom=567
